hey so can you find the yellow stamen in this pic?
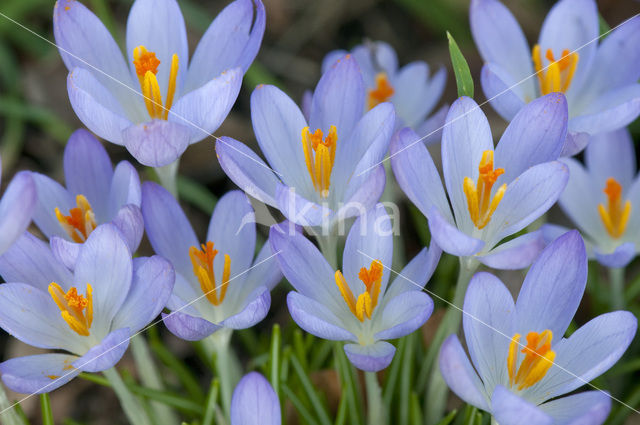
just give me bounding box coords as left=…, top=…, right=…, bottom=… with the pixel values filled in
left=507, top=330, right=555, bottom=391
left=48, top=282, right=93, bottom=336
left=55, top=195, right=97, bottom=243
left=133, top=45, right=179, bottom=120
left=301, top=125, right=338, bottom=198
left=532, top=45, right=579, bottom=95
left=189, top=242, right=231, bottom=306
left=463, top=150, right=506, bottom=229
left=598, top=177, right=631, bottom=239
left=334, top=260, right=383, bottom=322
left=367, top=72, right=395, bottom=110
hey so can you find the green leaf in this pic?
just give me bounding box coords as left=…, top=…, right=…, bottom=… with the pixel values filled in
left=176, top=176, right=217, bottom=215
left=269, top=324, right=281, bottom=397
left=40, top=394, right=54, bottom=425
left=289, top=353, right=332, bottom=425
left=202, top=378, right=220, bottom=425
left=447, top=31, right=474, bottom=98
left=435, top=409, right=457, bottom=425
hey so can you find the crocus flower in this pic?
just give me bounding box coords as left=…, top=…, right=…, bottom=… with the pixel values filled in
left=231, top=372, right=281, bottom=425
left=319, top=40, right=447, bottom=143
left=53, top=0, right=265, bottom=167
left=216, top=55, right=395, bottom=229
left=29, top=129, right=142, bottom=269
left=0, top=224, right=174, bottom=393
left=391, top=94, right=568, bottom=269
left=270, top=204, right=440, bottom=371
left=0, top=155, right=36, bottom=255
left=470, top=0, right=640, bottom=155
left=543, top=129, right=640, bottom=268
left=439, top=230, right=636, bottom=425
left=141, top=182, right=281, bottom=340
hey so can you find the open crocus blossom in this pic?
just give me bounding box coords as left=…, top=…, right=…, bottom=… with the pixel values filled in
left=543, top=129, right=640, bottom=268
left=231, top=372, right=281, bottom=425
left=0, top=154, right=36, bottom=255
left=53, top=0, right=265, bottom=167
left=320, top=40, right=447, bottom=143
left=439, top=230, right=637, bottom=425
left=29, top=129, right=142, bottom=269
left=141, top=183, right=281, bottom=340
left=391, top=94, right=568, bottom=269
left=270, top=204, right=440, bottom=371
left=470, top=0, right=640, bottom=156
left=216, top=55, right=395, bottom=229
left=0, top=224, right=174, bottom=393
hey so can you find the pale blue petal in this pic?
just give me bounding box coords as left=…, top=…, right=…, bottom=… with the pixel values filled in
left=141, top=181, right=198, bottom=278
left=321, top=50, right=348, bottom=74
left=74, top=327, right=130, bottom=372
left=112, top=256, right=174, bottom=333
left=585, top=128, right=635, bottom=189
left=415, top=104, right=447, bottom=145
left=30, top=172, right=75, bottom=240
left=515, top=230, right=586, bottom=339
left=221, top=286, right=270, bottom=330
left=108, top=161, right=142, bottom=217
left=344, top=341, right=395, bottom=372
left=374, top=291, right=433, bottom=340
left=63, top=129, right=113, bottom=221
left=428, top=207, right=484, bottom=257
left=491, top=386, right=552, bottom=425
left=480, top=63, right=524, bottom=121
left=231, top=372, right=281, bottom=425
left=215, top=136, right=279, bottom=206
left=539, top=391, right=611, bottom=425
left=170, top=68, right=243, bottom=144
left=111, top=204, right=144, bottom=253
left=384, top=243, right=441, bottom=299
left=570, top=84, right=640, bottom=135
left=594, top=243, right=636, bottom=269
left=275, top=183, right=332, bottom=227
left=478, top=231, right=546, bottom=270
left=50, top=237, right=81, bottom=270
left=309, top=55, right=364, bottom=140
left=495, top=93, right=567, bottom=182
left=286, top=292, right=355, bottom=341
left=560, top=131, right=590, bottom=157
left=0, top=172, right=36, bottom=255
left=122, top=119, right=191, bottom=167
left=0, top=353, right=80, bottom=394
left=339, top=164, right=386, bottom=218
left=442, top=96, right=493, bottom=233
left=162, top=311, right=221, bottom=341
left=439, top=335, right=490, bottom=411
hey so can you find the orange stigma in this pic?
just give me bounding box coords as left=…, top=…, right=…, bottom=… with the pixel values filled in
left=48, top=283, right=93, bottom=336
left=334, top=260, right=383, bottom=322
left=133, top=45, right=179, bottom=120
left=301, top=125, right=338, bottom=198
left=532, top=45, right=579, bottom=95
left=463, top=150, right=507, bottom=229
left=367, top=72, right=394, bottom=110
left=55, top=195, right=97, bottom=243
left=507, top=330, right=555, bottom=391
left=598, top=177, right=631, bottom=239
left=189, top=242, right=231, bottom=306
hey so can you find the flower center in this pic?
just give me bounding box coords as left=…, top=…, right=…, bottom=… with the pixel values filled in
left=55, top=194, right=97, bottom=243
left=48, top=283, right=93, bottom=336
left=532, top=45, right=579, bottom=95
left=367, top=72, right=394, bottom=110
left=133, top=45, right=179, bottom=120
left=598, top=177, right=631, bottom=239
left=463, top=150, right=507, bottom=229
left=301, top=125, right=338, bottom=198
left=189, top=241, right=231, bottom=306
left=507, top=330, right=556, bottom=391
left=334, top=260, right=383, bottom=322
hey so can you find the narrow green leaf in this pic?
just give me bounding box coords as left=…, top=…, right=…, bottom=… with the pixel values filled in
left=434, top=409, right=457, bottom=425
left=40, top=394, right=54, bottom=425
left=289, top=353, right=332, bottom=425
left=281, top=384, right=321, bottom=425
left=409, top=392, right=422, bottom=425
left=270, top=324, right=281, bottom=397
left=202, top=379, right=220, bottom=425
left=176, top=176, right=217, bottom=215
left=383, top=335, right=406, bottom=410
left=334, top=343, right=363, bottom=425
left=599, top=14, right=611, bottom=37
left=399, top=334, right=415, bottom=425
left=447, top=31, right=474, bottom=98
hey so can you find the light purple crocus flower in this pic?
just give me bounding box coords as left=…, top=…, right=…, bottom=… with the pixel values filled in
left=440, top=230, right=637, bottom=425
left=0, top=155, right=36, bottom=255
left=216, top=55, right=395, bottom=229
left=543, top=129, right=640, bottom=268
left=470, top=0, right=640, bottom=155
left=0, top=224, right=174, bottom=393
left=54, top=0, right=265, bottom=167
left=391, top=94, right=569, bottom=269
left=29, top=129, right=142, bottom=269
left=141, top=183, right=281, bottom=341
left=270, top=204, right=440, bottom=372
left=319, top=40, right=447, bottom=143
left=231, top=372, right=281, bottom=425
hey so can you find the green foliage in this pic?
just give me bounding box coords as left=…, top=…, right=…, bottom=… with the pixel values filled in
left=447, top=31, right=474, bottom=98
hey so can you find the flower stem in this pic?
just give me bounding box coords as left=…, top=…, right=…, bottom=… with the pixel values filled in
left=0, top=383, right=26, bottom=425
left=103, top=367, right=152, bottom=425
left=155, top=159, right=179, bottom=198
left=365, top=371, right=385, bottom=425
left=423, top=257, right=478, bottom=425
left=609, top=266, right=625, bottom=310
left=204, top=329, right=241, bottom=423
left=314, top=227, right=339, bottom=269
